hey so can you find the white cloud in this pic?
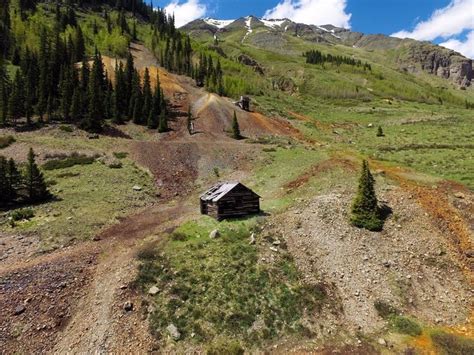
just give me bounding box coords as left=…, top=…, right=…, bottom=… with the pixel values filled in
left=164, top=0, right=207, bottom=28
left=392, top=0, right=473, bottom=40
left=440, top=31, right=474, bottom=58
left=263, top=0, right=351, bottom=28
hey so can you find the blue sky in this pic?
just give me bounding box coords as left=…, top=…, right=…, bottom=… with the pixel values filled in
left=155, top=0, right=474, bottom=58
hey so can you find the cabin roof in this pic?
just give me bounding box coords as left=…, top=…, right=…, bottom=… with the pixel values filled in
left=200, top=182, right=259, bottom=202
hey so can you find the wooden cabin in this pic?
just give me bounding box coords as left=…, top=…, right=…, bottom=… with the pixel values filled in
left=200, top=182, right=260, bottom=221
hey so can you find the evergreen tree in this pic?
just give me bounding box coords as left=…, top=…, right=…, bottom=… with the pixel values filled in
left=6, top=158, right=21, bottom=202
left=70, top=88, right=82, bottom=122
left=231, top=111, right=241, bottom=139
left=350, top=160, right=383, bottom=231
left=8, top=70, right=25, bottom=126
left=83, top=51, right=104, bottom=132
left=376, top=126, right=384, bottom=137
left=0, top=0, right=11, bottom=59
left=24, top=148, right=51, bottom=203
left=0, top=59, right=9, bottom=126
left=74, top=26, right=85, bottom=62
left=158, top=110, right=167, bottom=132
left=142, top=68, right=152, bottom=123
left=0, top=156, right=8, bottom=205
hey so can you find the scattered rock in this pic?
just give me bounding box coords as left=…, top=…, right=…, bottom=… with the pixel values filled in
left=14, top=305, right=26, bottom=315
left=454, top=192, right=466, bottom=199
left=123, top=301, right=133, bottom=312
left=132, top=185, right=143, bottom=191
left=166, top=324, right=181, bottom=340
left=270, top=247, right=279, bottom=253
left=377, top=338, right=387, bottom=346
left=367, top=123, right=374, bottom=128
left=249, top=233, right=256, bottom=245
left=209, top=229, right=220, bottom=239
left=272, top=240, right=281, bottom=246
left=148, top=286, right=160, bottom=296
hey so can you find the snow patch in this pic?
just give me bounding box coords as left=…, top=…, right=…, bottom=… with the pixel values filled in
left=261, top=18, right=287, bottom=29
left=203, top=18, right=235, bottom=29
left=242, top=16, right=253, bottom=43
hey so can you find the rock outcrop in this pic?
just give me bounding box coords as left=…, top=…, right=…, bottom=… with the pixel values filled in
left=403, top=43, right=473, bottom=87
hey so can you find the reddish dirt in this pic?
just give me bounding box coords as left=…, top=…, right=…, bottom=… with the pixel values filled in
left=284, top=156, right=357, bottom=192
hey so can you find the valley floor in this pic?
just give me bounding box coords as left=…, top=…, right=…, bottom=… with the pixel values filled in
left=0, top=47, right=473, bottom=354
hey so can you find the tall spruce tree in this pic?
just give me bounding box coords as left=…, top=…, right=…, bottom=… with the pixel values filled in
left=24, top=148, right=51, bottom=203
left=158, top=110, right=167, bottom=132
left=350, top=160, right=383, bottom=231
left=0, top=59, right=9, bottom=126
left=6, top=157, right=20, bottom=202
left=8, top=70, right=25, bottom=126
left=0, top=156, right=8, bottom=205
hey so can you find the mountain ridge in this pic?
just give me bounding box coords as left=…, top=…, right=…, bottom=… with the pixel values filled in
left=182, top=15, right=473, bottom=87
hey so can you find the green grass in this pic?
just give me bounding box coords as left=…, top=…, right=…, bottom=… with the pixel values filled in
left=135, top=217, right=326, bottom=347
left=374, top=300, right=422, bottom=337
left=1, top=159, right=155, bottom=251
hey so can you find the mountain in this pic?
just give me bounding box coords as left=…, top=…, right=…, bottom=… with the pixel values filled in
left=182, top=16, right=473, bottom=87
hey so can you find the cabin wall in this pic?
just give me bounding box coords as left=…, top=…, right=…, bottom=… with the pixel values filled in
left=216, top=188, right=260, bottom=219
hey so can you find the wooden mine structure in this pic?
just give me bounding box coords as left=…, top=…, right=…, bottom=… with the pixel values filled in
left=200, top=182, right=260, bottom=221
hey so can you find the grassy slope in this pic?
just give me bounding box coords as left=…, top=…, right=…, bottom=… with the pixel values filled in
left=196, top=27, right=474, bottom=188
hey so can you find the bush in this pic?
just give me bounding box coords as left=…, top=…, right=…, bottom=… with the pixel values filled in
left=59, top=125, right=73, bottom=133
left=374, top=300, right=399, bottom=318
left=113, top=152, right=128, bottom=159
left=207, top=338, right=244, bottom=355
left=10, top=208, right=34, bottom=221
left=43, top=153, right=95, bottom=170
left=108, top=162, right=122, bottom=169
left=390, top=315, right=422, bottom=336
left=431, top=331, right=474, bottom=354
left=0, top=135, right=15, bottom=149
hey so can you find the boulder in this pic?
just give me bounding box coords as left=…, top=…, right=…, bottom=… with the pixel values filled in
left=209, top=229, right=220, bottom=239
left=166, top=324, right=181, bottom=340
left=14, top=305, right=26, bottom=316
left=148, top=286, right=160, bottom=296
left=132, top=185, right=142, bottom=191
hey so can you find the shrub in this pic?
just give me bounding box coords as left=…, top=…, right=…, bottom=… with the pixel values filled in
left=43, top=153, right=95, bottom=170
left=113, top=152, right=128, bottom=159
left=390, top=315, right=422, bottom=336
left=431, top=331, right=474, bottom=354
left=207, top=338, right=244, bottom=355
left=374, top=300, right=399, bottom=318
left=10, top=208, right=34, bottom=221
left=59, top=125, right=73, bottom=133
left=0, top=135, right=15, bottom=149
left=108, top=162, right=122, bottom=169
left=376, top=126, right=385, bottom=137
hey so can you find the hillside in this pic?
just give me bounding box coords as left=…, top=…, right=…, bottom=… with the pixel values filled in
left=1, top=2, right=473, bottom=354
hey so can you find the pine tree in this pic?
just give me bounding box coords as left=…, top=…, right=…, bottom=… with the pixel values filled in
left=231, top=111, right=241, bottom=139
left=74, top=26, right=85, bottom=62
left=24, top=148, right=51, bottom=203
left=0, top=156, right=8, bottom=205
left=83, top=51, right=104, bottom=132
left=350, top=160, right=383, bottom=231
left=158, top=110, right=167, bottom=132
left=70, top=88, right=81, bottom=122
left=142, top=68, right=152, bottom=123
left=376, top=126, right=384, bottom=137
left=0, top=59, right=9, bottom=126
left=6, top=158, right=21, bottom=202
left=8, top=70, right=25, bottom=126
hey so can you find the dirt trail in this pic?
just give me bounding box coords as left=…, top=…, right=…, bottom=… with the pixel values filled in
left=52, top=202, right=195, bottom=353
